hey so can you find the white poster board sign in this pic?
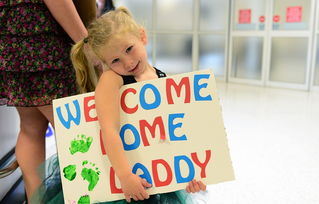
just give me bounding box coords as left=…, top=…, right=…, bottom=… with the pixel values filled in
left=53, top=70, right=234, bottom=203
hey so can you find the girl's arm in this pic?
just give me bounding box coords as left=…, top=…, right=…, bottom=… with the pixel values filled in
left=95, top=71, right=151, bottom=202
left=43, top=0, right=88, bottom=42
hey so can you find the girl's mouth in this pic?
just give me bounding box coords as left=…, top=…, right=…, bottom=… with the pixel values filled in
left=129, top=62, right=140, bottom=72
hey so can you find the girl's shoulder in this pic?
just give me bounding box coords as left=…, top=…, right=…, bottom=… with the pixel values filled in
left=96, top=70, right=123, bottom=93
left=99, top=70, right=123, bottom=83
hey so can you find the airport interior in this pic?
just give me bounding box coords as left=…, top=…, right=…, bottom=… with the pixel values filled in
left=1, top=0, right=319, bottom=203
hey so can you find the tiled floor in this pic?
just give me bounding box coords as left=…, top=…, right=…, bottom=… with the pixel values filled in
left=206, top=82, right=319, bottom=204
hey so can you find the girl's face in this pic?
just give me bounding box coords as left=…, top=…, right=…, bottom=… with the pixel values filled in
left=99, top=30, right=150, bottom=77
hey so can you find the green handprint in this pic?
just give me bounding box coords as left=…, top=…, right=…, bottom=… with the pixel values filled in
left=63, top=164, right=76, bottom=181
left=69, top=134, right=93, bottom=155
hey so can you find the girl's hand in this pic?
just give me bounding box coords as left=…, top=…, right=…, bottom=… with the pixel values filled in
left=119, top=173, right=152, bottom=202
left=185, top=179, right=206, bottom=193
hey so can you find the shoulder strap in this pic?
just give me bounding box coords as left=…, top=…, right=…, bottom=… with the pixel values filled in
left=154, top=67, right=166, bottom=78
left=121, top=75, right=136, bottom=85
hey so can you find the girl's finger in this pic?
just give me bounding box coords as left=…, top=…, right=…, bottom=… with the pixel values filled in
left=193, top=180, right=200, bottom=192
left=132, top=195, right=139, bottom=201
left=198, top=181, right=207, bottom=191
left=135, top=191, right=144, bottom=200
left=124, top=194, right=131, bottom=203
left=140, top=188, right=150, bottom=199
left=189, top=181, right=195, bottom=193
left=137, top=193, right=145, bottom=200
left=141, top=178, right=152, bottom=188
left=186, top=185, right=191, bottom=193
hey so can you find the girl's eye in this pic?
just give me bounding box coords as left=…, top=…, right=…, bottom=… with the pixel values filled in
left=111, top=58, right=119, bottom=64
left=126, top=46, right=133, bottom=53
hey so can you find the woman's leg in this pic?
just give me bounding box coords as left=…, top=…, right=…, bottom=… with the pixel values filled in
left=15, top=107, right=48, bottom=202
left=38, top=105, right=55, bottom=128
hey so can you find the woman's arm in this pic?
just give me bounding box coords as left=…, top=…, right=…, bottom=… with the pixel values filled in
left=95, top=71, right=151, bottom=202
left=43, top=0, right=88, bottom=42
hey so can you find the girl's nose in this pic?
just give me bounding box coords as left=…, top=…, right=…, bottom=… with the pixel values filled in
left=124, top=57, right=134, bottom=70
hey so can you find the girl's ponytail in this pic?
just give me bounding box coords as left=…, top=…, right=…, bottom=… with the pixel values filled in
left=116, top=6, right=132, bottom=17
left=71, top=39, right=99, bottom=93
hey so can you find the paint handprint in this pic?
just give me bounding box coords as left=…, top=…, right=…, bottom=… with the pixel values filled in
left=63, top=164, right=77, bottom=181
left=69, top=134, right=93, bottom=155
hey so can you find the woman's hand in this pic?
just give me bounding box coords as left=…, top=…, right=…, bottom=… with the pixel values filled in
left=119, top=173, right=152, bottom=202
left=185, top=179, right=206, bottom=193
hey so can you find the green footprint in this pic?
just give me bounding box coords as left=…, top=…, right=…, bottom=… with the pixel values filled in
left=78, top=195, right=90, bottom=204
left=69, top=134, right=93, bottom=155
left=81, top=160, right=100, bottom=191
left=63, top=164, right=77, bottom=181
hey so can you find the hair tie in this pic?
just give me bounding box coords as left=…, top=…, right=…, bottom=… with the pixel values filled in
left=83, top=37, right=89, bottom=43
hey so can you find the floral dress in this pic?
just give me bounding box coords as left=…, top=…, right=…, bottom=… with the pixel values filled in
left=0, top=0, right=77, bottom=106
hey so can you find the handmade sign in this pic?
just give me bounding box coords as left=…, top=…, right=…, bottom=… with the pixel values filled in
left=53, top=70, right=234, bottom=203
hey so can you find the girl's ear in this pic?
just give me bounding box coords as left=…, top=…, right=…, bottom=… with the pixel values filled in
left=140, top=28, right=148, bottom=45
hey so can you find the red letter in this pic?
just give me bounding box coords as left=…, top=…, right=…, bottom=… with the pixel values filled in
left=110, top=167, right=123, bottom=193
left=121, top=88, right=138, bottom=114
left=100, top=130, right=106, bottom=155
left=139, top=116, right=166, bottom=146
left=166, top=77, right=191, bottom=104
left=191, top=150, right=212, bottom=178
left=83, top=96, right=98, bottom=122
left=152, top=159, right=173, bottom=187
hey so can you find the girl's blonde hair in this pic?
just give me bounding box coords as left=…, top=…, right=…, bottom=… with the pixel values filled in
left=71, top=7, right=142, bottom=93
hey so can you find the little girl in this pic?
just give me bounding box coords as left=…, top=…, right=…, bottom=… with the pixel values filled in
left=34, top=7, right=207, bottom=204
left=71, top=7, right=207, bottom=204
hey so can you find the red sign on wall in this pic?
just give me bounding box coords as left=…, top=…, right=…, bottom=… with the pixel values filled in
left=259, top=16, right=265, bottom=23
left=273, top=15, right=280, bottom=23
left=239, top=9, right=251, bottom=24
left=286, top=6, right=302, bottom=22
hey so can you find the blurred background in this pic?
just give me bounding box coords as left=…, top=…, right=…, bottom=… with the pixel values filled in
left=109, top=0, right=319, bottom=91
left=1, top=0, right=319, bottom=203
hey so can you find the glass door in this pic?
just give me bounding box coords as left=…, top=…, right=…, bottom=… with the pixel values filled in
left=266, top=0, right=315, bottom=90
left=228, top=0, right=269, bottom=85
left=198, top=0, right=230, bottom=80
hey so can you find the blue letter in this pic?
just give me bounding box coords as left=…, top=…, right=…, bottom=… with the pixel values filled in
left=168, top=113, right=187, bottom=141
left=120, top=124, right=140, bottom=151
left=174, top=155, right=195, bottom=183
left=56, top=100, right=81, bottom=129
left=194, top=74, right=212, bottom=101
left=132, top=163, right=153, bottom=184
left=45, top=125, right=53, bottom=137
left=140, top=84, right=161, bottom=110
